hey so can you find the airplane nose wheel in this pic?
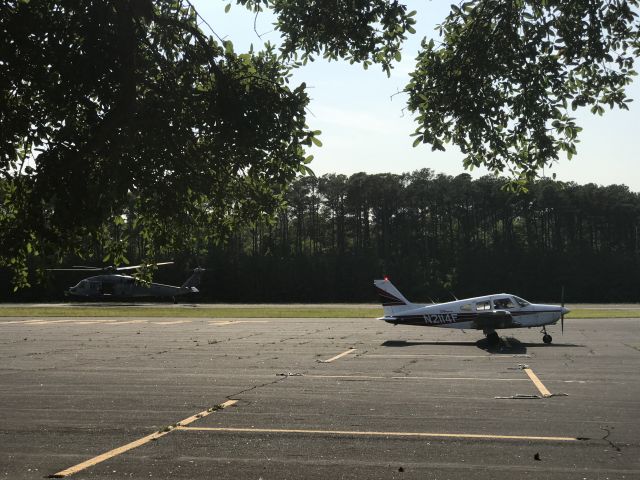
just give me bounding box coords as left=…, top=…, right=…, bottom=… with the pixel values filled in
left=541, top=326, right=552, bottom=344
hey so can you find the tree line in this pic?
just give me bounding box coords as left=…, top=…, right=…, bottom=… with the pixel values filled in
left=5, top=170, right=638, bottom=303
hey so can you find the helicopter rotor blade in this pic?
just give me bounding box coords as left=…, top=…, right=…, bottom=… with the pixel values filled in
left=116, top=261, right=174, bottom=271
left=46, top=268, right=100, bottom=271
left=48, top=262, right=174, bottom=272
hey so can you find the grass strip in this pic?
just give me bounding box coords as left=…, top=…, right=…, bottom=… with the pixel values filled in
left=0, top=307, right=382, bottom=318
left=0, top=307, right=638, bottom=319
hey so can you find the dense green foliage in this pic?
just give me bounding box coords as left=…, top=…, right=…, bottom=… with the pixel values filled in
left=407, top=0, right=640, bottom=183
left=0, top=0, right=317, bottom=288
left=1, top=0, right=639, bottom=290
left=245, top=0, right=639, bottom=182
left=5, top=171, right=639, bottom=303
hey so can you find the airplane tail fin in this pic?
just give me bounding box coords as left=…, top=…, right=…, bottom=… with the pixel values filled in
left=374, top=278, right=419, bottom=316
left=181, top=268, right=205, bottom=292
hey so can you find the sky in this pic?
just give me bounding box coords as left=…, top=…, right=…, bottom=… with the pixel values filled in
left=191, top=1, right=640, bottom=191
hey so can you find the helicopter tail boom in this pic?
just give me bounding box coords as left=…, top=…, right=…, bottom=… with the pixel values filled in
left=181, top=268, right=204, bottom=290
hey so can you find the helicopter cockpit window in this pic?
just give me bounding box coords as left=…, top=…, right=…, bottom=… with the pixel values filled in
left=513, top=296, right=530, bottom=307
left=475, top=301, right=491, bottom=311
left=493, top=297, right=516, bottom=309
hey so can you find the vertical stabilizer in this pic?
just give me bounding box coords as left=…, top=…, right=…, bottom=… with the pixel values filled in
left=374, top=279, right=419, bottom=316
left=181, top=268, right=204, bottom=291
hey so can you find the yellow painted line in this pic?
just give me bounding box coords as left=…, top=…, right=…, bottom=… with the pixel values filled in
left=305, top=374, right=383, bottom=379
left=365, top=354, right=491, bottom=358
left=321, top=348, right=357, bottom=363
left=32, top=319, right=113, bottom=325
left=175, top=400, right=237, bottom=426
left=392, top=376, right=528, bottom=382
left=1, top=319, right=78, bottom=324
left=69, top=320, right=111, bottom=325
left=209, top=320, right=269, bottom=326
left=304, top=375, right=528, bottom=382
left=50, top=400, right=237, bottom=478
left=176, top=426, right=578, bottom=442
left=50, top=430, right=171, bottom=478
left=151, top=320, right=192, bottom=325
left=102, top=320, right=148, bottom=325
left=524, top=368, right=552, bottom=397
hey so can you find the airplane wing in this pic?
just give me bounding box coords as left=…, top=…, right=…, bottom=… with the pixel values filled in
left=472, top=310, right=520, bottom=329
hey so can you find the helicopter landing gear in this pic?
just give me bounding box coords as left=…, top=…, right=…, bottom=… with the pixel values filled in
left=541, top=326, right=552, bottom=344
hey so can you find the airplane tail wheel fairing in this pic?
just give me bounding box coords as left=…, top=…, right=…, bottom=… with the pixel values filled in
left=487, top=332, right=500, bottom=345
left=543, top=334, right=552, bottom=344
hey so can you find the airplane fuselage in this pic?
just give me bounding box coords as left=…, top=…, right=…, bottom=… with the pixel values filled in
left=379, top=294, right=567, bottom=331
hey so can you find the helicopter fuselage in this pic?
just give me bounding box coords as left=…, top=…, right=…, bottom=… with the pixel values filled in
left=67, top=274, right=196, bottom=299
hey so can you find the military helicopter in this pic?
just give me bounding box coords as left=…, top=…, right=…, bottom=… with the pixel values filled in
left=47, top=262, right=204, bottom=303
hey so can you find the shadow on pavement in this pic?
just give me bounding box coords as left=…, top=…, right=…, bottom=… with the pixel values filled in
left=382, top=338, right=583, bottom=355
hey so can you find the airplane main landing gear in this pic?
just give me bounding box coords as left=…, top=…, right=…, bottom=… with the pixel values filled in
left=541, top=326, right=552, bottom=344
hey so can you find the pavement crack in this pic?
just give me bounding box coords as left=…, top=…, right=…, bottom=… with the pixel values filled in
left=601, top=426, right=622, bottom=452
left=226, top=375, right=290, bottom=401
left=392, top=359, right=418, bottom=376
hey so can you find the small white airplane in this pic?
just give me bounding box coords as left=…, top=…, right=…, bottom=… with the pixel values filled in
left=374, top=278, right=569, bottom=345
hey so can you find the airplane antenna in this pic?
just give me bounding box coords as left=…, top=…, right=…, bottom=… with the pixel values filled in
left=449, top=291, right=459, bottom=301
left=428, top=297, right=436, bottom=304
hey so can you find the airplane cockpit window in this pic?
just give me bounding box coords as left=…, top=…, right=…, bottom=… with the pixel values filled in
left=513, top=296, right=530, bottom=307
left=460, top=304, right=472, bottom=312
left=494, top=297, right=516, bottom=309
left=475, top=301, right=491, bottom=311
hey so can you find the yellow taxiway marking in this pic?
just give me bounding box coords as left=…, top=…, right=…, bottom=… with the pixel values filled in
left=1, top=319, right=81, bottom=324
left=174, top=399, right=238, bottom=427
left=68, top=320, right=112, bottom=325
left=209, top=320, right=269, bottom=326
left=176, top=426, right=579, bottom=442
left=321, top=348, right=357, bottom=363
left=304, top=374, right=528, bottom=382
left=102, top=319, right=148, bottom=325
left=50, top=400, right=237, bottom=478
left=151, top=320, right=192, bottom=325
left=524, top=368, right=552, bottom=397
left=366, top=354, right=491, bottom=358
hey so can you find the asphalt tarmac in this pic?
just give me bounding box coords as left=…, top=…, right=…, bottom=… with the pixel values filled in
left=1, top=313, right=639, bottom=479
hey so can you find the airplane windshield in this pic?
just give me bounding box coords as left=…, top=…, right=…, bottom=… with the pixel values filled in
left=513, top=296, right=530, bottom=307
left=493, top=297, right=516, bottom=309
